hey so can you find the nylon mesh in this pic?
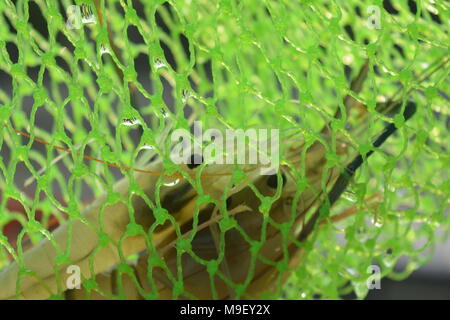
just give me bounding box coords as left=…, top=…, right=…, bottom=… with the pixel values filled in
left=0, top=0, right=448, bottom=299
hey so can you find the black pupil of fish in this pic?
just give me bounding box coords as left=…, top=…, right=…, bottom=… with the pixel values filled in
left=267, top=173, right=287, bottom=189
left=187, top=154, right=203, bottom=169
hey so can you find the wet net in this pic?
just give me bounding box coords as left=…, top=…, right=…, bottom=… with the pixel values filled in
left=0, top=0, right=448, bottom=299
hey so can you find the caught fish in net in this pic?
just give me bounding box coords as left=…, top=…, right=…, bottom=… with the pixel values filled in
left=0, top=0, right=448, bottom=300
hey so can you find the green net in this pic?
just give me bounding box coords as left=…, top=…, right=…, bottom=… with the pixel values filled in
left=0, top=0, right=448, bottom=300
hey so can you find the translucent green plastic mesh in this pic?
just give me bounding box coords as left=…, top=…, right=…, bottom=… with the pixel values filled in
left=0, top=0, right=448, bottom=299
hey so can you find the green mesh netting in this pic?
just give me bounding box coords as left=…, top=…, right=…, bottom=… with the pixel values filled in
left=0, top=0, right=448, bottom=300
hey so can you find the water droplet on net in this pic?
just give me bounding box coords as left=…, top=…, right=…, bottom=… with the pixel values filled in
left=182, top=89, right=192, bottom=104
left=163, top=178, right=180, bottom=187
left=122, top=118, right=141, bottom=126
left=154, top=58, right=166, bottom=70
left=141, top=144, right=154, bottom=150
left=342, top=190, right=357, bottom=203
left=371, top=217, right=384, bottom=228
left=161, top=108, right=169, bottom=118
left=100, top=44, right=110, bottom=55
left=353, top=281, right=369, bottom=299
left=81, top=4, right=96, bottom=24
left=383, top=254, right=396, bottom=268
left=346, top=267, right=359, bottom=277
